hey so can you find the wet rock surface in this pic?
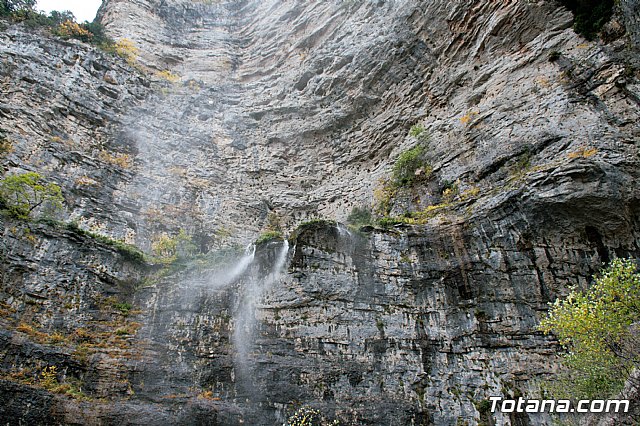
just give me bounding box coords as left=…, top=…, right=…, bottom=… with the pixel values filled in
left=1, top=0, right=640, bottom=424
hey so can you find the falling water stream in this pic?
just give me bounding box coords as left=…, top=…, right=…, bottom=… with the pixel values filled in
left=233, top=240, right=289, bottom=362
left=336, top=222, right=353, bottom=239
left=208, top=244, right=256, bottom=289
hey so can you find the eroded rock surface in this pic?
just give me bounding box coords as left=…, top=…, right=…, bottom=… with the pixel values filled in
left=1, top=0, right=639, bottom=424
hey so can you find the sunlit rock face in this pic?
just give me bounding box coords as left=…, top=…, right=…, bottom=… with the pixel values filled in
left=1, top=0, right=640, bottom=424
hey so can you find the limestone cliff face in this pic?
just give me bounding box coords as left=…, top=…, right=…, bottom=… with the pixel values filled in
left=1, top=0, right=639, bottom=425
left=93, top=0, right=640, bottom=241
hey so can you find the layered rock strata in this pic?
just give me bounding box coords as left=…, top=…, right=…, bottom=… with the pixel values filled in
left=1, top=0, right=639, bottom=424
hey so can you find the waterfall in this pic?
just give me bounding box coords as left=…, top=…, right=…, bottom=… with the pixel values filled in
left=267, top=239, right=289, bottom=284
left=208, top=244, right=256, bottom=289
left=233, top=240, right=289, bottom=380
left=336, top=222, right=353, bottom=239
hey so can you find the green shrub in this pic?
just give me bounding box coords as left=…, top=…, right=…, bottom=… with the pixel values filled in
left=0, top=172, right=63, bottom=219
left=3, top=2, right=70, bottom=29
left=151, top=229, right=197, bottom=263
left=113, top=302, right=132, bottom=315
left=409, top=124, right=427, bottom=140
left=288, top=219, right=337, bottom=243
left=559, top=0, right=614, bottom=40
left=346, top=206, right=372, bottom=227
left=81, top=21, right=115, bottom=47
left=391, top=144, right=431, bottom=187
left=0, top=0, right=36, bottom=17
left=46, top=10, right=75, bottom=26
left=376, top=216, right=403, bottom=228
left=109, top=239, right=145, bottom=262
left=255, top=231, right=283, bottom=245
left=297, top=218, right=336, bottom=228
left=64, top=221, right=145, bottom=263
left=539, top=258, right=640, bottom=399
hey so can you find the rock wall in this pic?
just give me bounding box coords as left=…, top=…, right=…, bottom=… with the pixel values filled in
left=95, top=0, right=640, bottom=242
left=1, top=0, right=639, bottom=425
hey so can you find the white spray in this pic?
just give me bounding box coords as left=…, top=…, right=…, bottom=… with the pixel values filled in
left=233, top=240, right=289, bottom=365
left=207, top=244, right=256, bottom=289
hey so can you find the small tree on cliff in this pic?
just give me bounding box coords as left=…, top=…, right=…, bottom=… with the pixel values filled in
left=0, top=172, right=63, bottom=219
left=539, top=258, right=640, bottom=399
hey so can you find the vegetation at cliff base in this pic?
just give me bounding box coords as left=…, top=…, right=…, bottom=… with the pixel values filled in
left=539, top=258, right=640, bottom=399
left=0, top=172, right=63, bottom=219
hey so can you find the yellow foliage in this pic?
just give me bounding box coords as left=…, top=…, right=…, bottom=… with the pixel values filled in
left=442, top=187, right=456, bottom=202
left=534, top=76, right=551, bottom=88
left=152, top=233, right=178, bottom=260
left=460, top=186, right=480, bottom=200
left=198, top=390, right=220, bottom=400
left=98, top=150, right=133, bottom=169
left=48, top=332, right=67, bottom=345
left=441, top=180, right=460, bottom=203
left=373, top=177, right=395, bottom=216
left=0, top=138, right=13, bottom=156
left=75, top=176, right=98, bottom=186
left=0, top=301, right=16, bottom=317
left=151, top=230, right=195, bottom=263
left=74, top=327, right=95, bottom=342
left=115, top=38, right=139, bottom=65
left=55, top=20, right=92, bottom=40
left=16, top=323, right=37, bottom=335
left=187, top=80, right=202, bottom=91
left=40, top=366, right=58, bottom=390
left=16, top=323, right=51, bottom=342
left=156, top=70, right=180, bottom=83
left=568, top=146, right=598, bottom=159
left=460, top=110, right=479, bottom=125
left=539, top=259, right=640, bottom=399
left=23, top=230, right=38, bottom=245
